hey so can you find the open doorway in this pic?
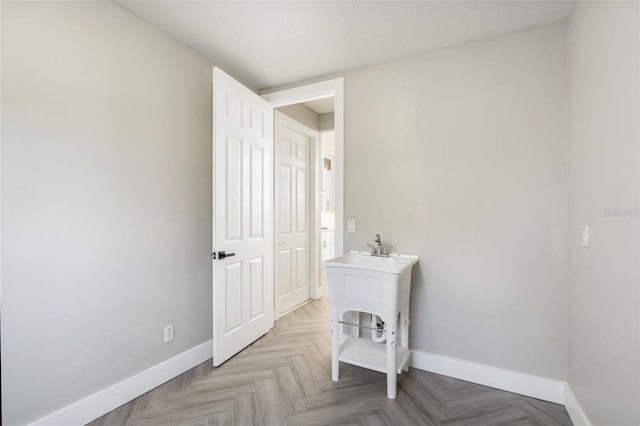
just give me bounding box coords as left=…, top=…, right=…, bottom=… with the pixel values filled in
left=211, top=71, right=343, bottom=365
left=319, top=130, right=335, bottom=295
left=273, top=110, right=318, bottom=317
left=273, top=98, right=334, bottom=316
left=263, top=79, right=344, bottom=316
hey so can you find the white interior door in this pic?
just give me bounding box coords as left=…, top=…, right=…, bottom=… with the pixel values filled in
left=212, top=67, right=273, bottom=366
left=274, top=112, right=314, bottom=316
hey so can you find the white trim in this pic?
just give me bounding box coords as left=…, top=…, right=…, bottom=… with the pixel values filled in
left=262, top=78, right=344, bottom=258
left=411, top=350, right=593, bottom=424
left=262, top=79, right=341, bottom=108
left=410, top=350, right=566, bottom=404
left=29, top=341, right=213, bottom=426
left=564, top=384, right=592, bottom=426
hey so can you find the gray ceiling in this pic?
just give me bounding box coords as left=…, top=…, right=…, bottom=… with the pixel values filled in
left=117, top=1, right=573, bottom=91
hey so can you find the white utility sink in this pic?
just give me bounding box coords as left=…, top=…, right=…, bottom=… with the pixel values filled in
left=324, top=251, right=419, bottom=399
left=324, top=251, right=418, bottom=274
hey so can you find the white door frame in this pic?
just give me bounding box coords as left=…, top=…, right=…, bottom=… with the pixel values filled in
left=262, top=78, right=345, bottom=301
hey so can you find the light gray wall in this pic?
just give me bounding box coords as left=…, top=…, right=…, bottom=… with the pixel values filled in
left=319, top=112, right=335, bottom=132
left=342, top=22, right=569, bottom=379
left=276, top=105, right=334, bottom=132
left=1, top=2, right=213, bottom=424
left=567, top=2, right=640, bottom=425
left=277, top=103, right=320, bottom=131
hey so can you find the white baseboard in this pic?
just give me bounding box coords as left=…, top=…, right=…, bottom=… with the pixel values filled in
left=564, top=384, right=592, bottom=426
left=28, top=343, right=592, bottom=426
left=29, top=340, right=213, bottom=426
left=410, top=350, right=592, bottom=425
left=410, top=350, right=566, bottom=404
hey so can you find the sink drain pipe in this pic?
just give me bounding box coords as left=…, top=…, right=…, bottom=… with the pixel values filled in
left=371, top=314, right=386, bottom=343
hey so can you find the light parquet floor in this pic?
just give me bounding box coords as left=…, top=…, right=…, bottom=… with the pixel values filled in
left=88, top=298, right=572, bottom=426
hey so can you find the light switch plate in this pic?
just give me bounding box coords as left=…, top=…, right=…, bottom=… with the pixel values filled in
left=582, top=226, right=589, bottom=247
left=347, top=219, right=356, bottom=233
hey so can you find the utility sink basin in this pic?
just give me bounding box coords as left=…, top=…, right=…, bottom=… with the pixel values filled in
left=324, top=251, right=419, bottom=399
left=323, top=251, right=418, bottom=274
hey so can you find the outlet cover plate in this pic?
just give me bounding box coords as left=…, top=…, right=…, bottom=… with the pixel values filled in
left=164, top=325, right=174, bottom=343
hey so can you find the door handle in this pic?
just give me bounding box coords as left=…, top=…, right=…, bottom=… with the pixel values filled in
left=212, top=251, right=235, bottom=260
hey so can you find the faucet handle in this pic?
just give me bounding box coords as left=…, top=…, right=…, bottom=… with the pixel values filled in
left=366, top=243, right=376, bottom=254
left=382, top=245, right=395, bottom=255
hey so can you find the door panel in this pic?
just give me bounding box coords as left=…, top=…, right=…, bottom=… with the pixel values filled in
left=274, top=112, right=312, bottom=316
left=225, top=262, right=242, bottom=332
left=249, top=257, right=264, bottom=319
left=296, top=167, right=307, bottom=233
left=212, top=67, right=273, bottom=366
left=278, top=249, right=292, bottom=296
left=295, top=247, right=307, bottom=290
left=226, top=136, right=243, bottom=241
left=249, top=146, right=264, bottom=238
left=279, top=164, right=292, bottom=234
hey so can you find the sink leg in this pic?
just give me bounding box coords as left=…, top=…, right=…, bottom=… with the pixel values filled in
left=401, top=309, right=410, bottom=372
left=386, top=320, right=397, bottom=399
left=331, top=316, right=339, bottom=382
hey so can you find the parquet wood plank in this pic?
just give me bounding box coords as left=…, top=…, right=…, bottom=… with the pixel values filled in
left=289, top=354, right=323, bottom=397
left=126, top=398, right=232, bottom=426
left=232, top=393, right=258, bottom=426
left=284, top=398, right=379, bottom=426
left=206, top=411, right=233, bottom=426
left=274, top=365, right=307, bottom=416
left=255, top=378, right=286, bottom=426
left=440, top=405, right=528, bottom=426
left=362, top=413, right=386, bottom=426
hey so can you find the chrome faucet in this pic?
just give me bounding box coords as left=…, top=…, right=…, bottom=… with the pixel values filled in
left=366, top=234, right=389, bottom=256
left=374, top=234, right=382, bottom=254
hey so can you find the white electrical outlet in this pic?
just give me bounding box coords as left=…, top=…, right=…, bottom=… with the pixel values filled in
left=347, top=219, right=356, bottom=233
left=164, top=325, right=174, bottom=343
left=582, top=226, right=589, bottom=247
